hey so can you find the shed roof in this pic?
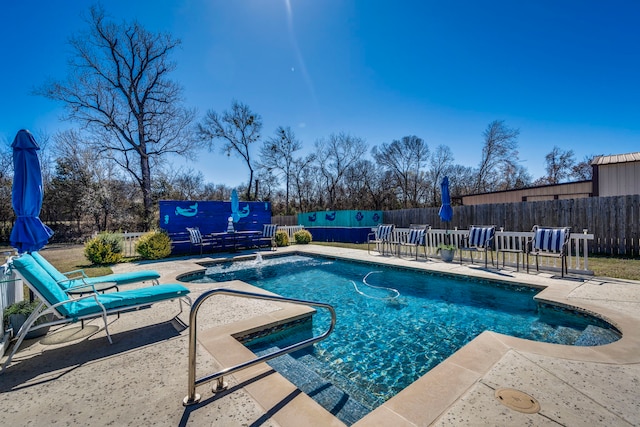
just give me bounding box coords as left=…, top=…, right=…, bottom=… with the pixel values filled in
left=591, top=152, right=640, bottom=166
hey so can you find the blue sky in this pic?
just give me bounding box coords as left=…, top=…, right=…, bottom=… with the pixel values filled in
left=2, top=1, right=639, bottom=188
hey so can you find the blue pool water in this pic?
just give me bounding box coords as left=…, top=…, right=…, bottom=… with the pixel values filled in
left=187, top=255, right=620, bottom=424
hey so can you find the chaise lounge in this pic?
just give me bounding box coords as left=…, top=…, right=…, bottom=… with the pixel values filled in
left=30, top=251, right=161, bottom=290
left=1, top=253, right=191, bottom=373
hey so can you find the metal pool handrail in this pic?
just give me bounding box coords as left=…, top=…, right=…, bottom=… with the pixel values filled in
left=183, top=288, right=336, bottom=406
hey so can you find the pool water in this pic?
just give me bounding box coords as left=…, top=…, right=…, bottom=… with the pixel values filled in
left=188, top=255, right=620, bottom=424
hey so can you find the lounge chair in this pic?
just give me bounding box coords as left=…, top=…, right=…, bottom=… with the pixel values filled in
left=398, top=224, right=428, bottom=260
left=459, top=225, right=496, bottom=268
left=30, top=251, right=160, bottom=291
left=367, top=224, right=395, bottom=255
left=527, top=226, right=571, bottom=277
left=258, top=224, right=278, bottom=251
left=1, top=253, right=191, bottom=373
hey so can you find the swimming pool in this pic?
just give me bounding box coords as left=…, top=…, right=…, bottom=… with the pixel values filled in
left=187, top=254, right=620, bottom=424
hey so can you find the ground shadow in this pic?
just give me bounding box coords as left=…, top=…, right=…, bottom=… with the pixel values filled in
left=1, top=319, right=182, bottom=391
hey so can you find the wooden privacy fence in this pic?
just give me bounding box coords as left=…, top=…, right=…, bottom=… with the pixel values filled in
left=272, top=215, right=298, bottom=226
left=384, top=195, right=640, bottom=256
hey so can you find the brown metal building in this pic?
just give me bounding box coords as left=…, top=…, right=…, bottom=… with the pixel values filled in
left=592, top=152, right=640, bottom=197
left=460, top=151, right=640, bottom=206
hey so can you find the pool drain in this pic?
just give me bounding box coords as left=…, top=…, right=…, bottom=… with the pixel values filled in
left=494, top=388, right=540, bottom=414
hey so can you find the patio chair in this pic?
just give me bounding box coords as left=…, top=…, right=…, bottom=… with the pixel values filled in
left=398, top=224, right=429, bottom=260
left=459, top=225, right=496, bottom=268
left=258, top=224, right=278, bottom=251
left=30, top=251, right=160, bottom=291
left=367, top=224, right=395, bottom=255
left=186, top=227, right=214, bottom=256
left=527, top=225, right=571, bottom=277
left=1, top=253, right=191, bottom=373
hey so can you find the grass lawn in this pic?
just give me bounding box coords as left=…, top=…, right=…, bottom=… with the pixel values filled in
left=2, top=242, right=639, bottom=281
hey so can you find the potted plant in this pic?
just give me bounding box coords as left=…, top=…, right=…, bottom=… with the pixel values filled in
left=3, top=299, right=51, bottom=339
left=436, top=243, right=457, bottom=263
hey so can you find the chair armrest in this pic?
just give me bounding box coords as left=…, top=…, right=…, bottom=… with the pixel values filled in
left=62, top=269, right=90, bottom=279
left=64, top=279, right=97, bottom=294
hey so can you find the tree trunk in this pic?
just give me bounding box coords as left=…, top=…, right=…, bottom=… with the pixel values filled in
left=140, top=154, right=153, bottom=230
left=246, top=167, right=254, bottom=201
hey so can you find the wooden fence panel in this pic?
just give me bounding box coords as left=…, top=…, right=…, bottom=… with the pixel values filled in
left=383, top=195, right=640, bottom=255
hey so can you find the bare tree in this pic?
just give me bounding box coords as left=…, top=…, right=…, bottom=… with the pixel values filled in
left=258, top=126, right=302, bottom=214
left=47, top=129, right=127, bottom=233
left=0, top=136, right=15, bottom=232
left=153, top=168, right=206, bottom=201
left=427, top=144, right=454, bottom=206
left=498, top=162, right=531, bottom=190
left=288, top=154, right=315, bottom=213
left=372, top=135, right=429, bottom=208
left=475, top=120, right=520, bottom=193
left=198, top=101, right=262, bottom=201
left=39, top=6, right=197, bottom=230
left=571, top=155, right=595, bottom=181
left=314, top=133, right=368, bottom=209
left=544, top=146, right=575, bottom=184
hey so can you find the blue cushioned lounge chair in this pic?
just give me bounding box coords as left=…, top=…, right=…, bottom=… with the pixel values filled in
left=1, top=254, right=191, bottom=373
left=527, top=225, right=571, bottom=277
left=31, top=251, right=160, bottom=290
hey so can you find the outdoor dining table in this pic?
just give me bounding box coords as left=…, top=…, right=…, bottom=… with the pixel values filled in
left=210, top=231, right=262, bottom=252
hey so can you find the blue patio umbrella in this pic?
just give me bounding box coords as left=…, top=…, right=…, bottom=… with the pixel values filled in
left=10, top=130, right=54, bottom=253
left=439, top=176, right=453, bottom=223
left=439, top=176, right=453, bottom=244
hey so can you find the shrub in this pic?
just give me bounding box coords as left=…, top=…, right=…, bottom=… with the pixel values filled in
left=3, top=299, right=39, bottom=329
left=84, top=232, right=123, bottom=265
left=293, top=229, right=312, bottom=244
left=135, top=230, right=172, bottom=260
left=274, top=230, right=289, bottom=247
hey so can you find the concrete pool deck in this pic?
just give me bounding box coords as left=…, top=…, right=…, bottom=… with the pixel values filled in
left=1, top=245, right=640, bottom=426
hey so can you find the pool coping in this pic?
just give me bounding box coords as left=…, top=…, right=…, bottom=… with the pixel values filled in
left=185, top=246, right=640, bottom=426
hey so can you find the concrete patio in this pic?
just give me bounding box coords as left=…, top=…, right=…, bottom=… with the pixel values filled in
left=2, top=245, right=639, bottom=426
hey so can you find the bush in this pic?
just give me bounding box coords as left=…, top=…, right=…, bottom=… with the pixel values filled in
left=135, top=230, right=172, bottom=260
left=293, top=229, right=312, bottom=244
left=274, top=230, right=289, bottom=247
left=84, top=232, right=123, bottom=265
left=3, top=299, right=39, bottom=329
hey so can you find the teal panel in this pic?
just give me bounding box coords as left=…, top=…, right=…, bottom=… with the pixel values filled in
left=298, top=210, right=383, bottom=227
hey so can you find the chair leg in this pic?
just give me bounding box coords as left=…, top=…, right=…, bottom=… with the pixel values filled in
left=1, top=308, right=43, bottom=373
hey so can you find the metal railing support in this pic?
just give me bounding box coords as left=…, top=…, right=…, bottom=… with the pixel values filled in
left=183, top=288, right=336, bottom=406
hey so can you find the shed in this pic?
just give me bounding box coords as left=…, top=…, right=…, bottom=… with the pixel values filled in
left=592, top=151, right=640, bottom=197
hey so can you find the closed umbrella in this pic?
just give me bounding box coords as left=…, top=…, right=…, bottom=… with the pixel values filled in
left=439, top=176, right=453, bottom=244
left=10, top=130, right=54, bottom=254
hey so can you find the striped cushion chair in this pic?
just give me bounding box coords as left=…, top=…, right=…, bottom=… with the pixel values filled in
left=398, top=225, right=428, bottom=260
left=367, top=224, right=395, bottom=255
left=459, top=225, right=496, bottom=268
left=259, top=224, right=279, bottom=251
left=187, top=227, right=213, bottom=256
left=527, top=226, right=571, bottom=277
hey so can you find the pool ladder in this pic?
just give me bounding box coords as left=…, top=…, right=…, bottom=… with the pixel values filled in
left=183, top=288, right=337, bottom=406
